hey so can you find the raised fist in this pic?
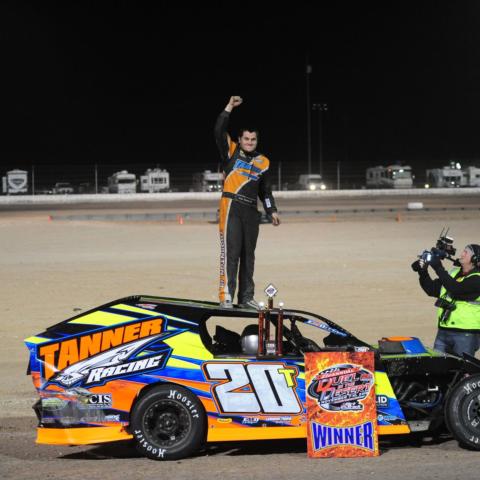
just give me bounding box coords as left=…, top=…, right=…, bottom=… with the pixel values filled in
left=228, top=96, right=243, bottom=108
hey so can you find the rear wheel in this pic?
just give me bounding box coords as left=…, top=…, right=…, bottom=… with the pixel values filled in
left=445, top=374, right=480, bottom=450
left=130, top=385, right=206, bottom=460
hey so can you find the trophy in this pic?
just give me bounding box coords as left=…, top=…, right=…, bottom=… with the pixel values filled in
left=257, top=284, right=284, bottom=357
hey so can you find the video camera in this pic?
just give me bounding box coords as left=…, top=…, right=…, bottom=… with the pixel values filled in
left=418, top=228, right=457, bottom=265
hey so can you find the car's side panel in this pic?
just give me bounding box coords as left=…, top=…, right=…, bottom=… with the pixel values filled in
left=25, top=302, right=412, bottom=446
left=374, top=371, right=410, bottom=434
left=25, top=304, right=208, bottom=445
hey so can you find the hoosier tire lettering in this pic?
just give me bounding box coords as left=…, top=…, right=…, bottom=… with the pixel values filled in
left=130, top=385, right=206, bottom=460
left=445, top=374, right=480, bottom=450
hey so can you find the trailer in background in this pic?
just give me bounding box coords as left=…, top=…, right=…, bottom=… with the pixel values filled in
left=461, top=166, right=480, bottom=187
left=2, top=169, right=28, bottom=194
left=425, top=163, right=463, bottom=188
left=366, top=165, right=413, bottom=188
left=140, top=168, right=170, bottom=193
left=192, top=170, right=223, bottom=192
left=108, top=170, right=137, bottom=194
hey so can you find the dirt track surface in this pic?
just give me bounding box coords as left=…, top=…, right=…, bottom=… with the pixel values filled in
left=1, top=197, right=479, bottom=479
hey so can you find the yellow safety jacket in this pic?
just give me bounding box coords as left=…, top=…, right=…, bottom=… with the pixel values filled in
left=438, top=267, right=480, bottom=331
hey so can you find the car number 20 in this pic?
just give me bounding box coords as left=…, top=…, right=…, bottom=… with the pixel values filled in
left=203, top=362, right=303, bottom=414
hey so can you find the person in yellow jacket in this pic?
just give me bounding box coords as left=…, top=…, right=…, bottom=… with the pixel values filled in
left=412, top=244, right=480, bottom=357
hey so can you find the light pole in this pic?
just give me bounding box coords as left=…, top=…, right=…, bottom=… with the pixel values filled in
left=312, top=103, right=328, bottom=176
left=306, top=60, right=312, bottom=174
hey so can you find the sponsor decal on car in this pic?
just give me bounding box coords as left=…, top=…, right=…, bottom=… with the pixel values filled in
left=38, top=319, right=164, bottom=381
left=376, top=395, right=389, bottom=408
left=50, top=334, right=167, bottom=387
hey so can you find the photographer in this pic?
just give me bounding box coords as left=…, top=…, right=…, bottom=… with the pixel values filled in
left=412, top=244, right=480, bottom=357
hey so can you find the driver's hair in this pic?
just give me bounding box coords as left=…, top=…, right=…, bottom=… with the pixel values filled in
left=238, top=127, right=259, bottom=140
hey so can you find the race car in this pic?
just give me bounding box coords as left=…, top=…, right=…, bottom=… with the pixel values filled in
left=24, top=294, right=480, bottom=460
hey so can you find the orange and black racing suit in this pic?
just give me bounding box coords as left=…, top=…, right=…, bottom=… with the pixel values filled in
left=215, top=110, right=277, bottom=304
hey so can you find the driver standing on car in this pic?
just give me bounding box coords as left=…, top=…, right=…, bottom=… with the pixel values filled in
left=411, top=244, right=480, bottom=357
left=215, top=96, right=280, bottom=309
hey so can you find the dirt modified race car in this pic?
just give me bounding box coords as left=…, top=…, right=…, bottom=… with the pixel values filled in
left=25, top=295, right=480, bottom=460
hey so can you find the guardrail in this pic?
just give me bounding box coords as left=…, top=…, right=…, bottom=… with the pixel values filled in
left=1, top=188, right=480, bottom=205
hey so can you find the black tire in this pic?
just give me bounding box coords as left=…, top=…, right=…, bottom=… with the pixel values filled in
left=445, top=374, right=480, bottom=450
left=130, top=384, right=206, bottom=460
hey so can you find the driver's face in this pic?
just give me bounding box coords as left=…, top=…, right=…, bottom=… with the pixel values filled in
left=238, top=131, right=258, bottom=153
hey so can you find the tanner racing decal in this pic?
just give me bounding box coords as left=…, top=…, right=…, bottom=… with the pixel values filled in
left=202, top=362, right=302, bottom=415
left=50, top=333, right=168, bottom=387
left=307, top=363, right=374, bottom=412
left=38, top=319, right=164, bottom=380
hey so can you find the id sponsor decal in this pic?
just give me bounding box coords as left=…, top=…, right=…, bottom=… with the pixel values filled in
left=305, top=352, right=379, bottom=458
left=376, top=395, right=389, bottom=408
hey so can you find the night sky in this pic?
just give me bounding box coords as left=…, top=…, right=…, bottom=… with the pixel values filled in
left=2, top=1, right=480, bottom=189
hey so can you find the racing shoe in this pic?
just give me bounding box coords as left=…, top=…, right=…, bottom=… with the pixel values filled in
left=219, top=300, right=233, bottom=309
left=240, top=299, right=260, bottom=310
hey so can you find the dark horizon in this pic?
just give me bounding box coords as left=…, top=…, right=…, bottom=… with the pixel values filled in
left=3, top=2, right=480, bottom=188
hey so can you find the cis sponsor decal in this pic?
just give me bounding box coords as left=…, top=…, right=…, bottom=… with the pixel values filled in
left=85, top=393, right=112, bottom=406
left=305, top=352, right=379, bottom=458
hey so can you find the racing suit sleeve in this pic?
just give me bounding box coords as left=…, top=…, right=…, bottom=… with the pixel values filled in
left=418, top=269, right=442, bottom=298
left=214, top=110, right=234, bottom=164
left=432, top=264, right=480, bottom=299
left=258, top=165, right=277, bottom=215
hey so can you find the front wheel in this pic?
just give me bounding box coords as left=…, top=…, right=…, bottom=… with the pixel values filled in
left=130, top=385, right=206, bottom=460
left=445, top=374, right=480, bottom=450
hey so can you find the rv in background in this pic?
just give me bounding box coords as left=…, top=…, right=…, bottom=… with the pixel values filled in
left=461, top=166, right=480, bottom=187
left=425, top=162, right=480, bottom=188
left=425, top=163, right=462, bottom=188
left=140, top=168, right=170, bottom=193
left=2, top=169, right=28, bottom=194
left=366, top=165, right=413, bottom=188
left=192, top=170, right=223, bottom=192
left=108, top=170, right=137, bottom=194
left=293, top=173, right=327, bottom=191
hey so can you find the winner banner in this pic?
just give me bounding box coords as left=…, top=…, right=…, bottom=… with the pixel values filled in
left=305, top=351, right=379, bottom=458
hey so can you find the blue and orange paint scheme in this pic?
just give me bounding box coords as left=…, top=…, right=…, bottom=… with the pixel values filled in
left=25, top=296, right=480, bottom=450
